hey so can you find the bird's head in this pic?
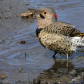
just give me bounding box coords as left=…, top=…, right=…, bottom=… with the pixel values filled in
left=37, top=7, right=57, bottom=28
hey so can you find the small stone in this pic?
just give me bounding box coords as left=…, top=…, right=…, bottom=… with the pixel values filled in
left=69, top=69, right=77, bottom=76
left=54, top=82, right=60, bottom=84
left=57, top=68, right=68, bottom=74
left=40, top=81, right=48, bottom=84
left=0, top=73, right=8, bottom=80
left=17, top=14, right=20, bottom=17
left=21, top=10, right=36, bottom=18
left=19, top=41, right=26, bottom=44
left=5, top=15, right=9, bottom=19
left=5, top=15, right=8, bottom=18
left=68, top=81, right=73, bottom=83
left=50, top=81, right=59, bottom=84
left=5, top=80, right=8, bottom=82
left=33, top=78, right=40, bottom=84
left=19, top=69, right=23, bottom=73
left=72, top=76, right=81, bottom=82
left=81, top=72, right=84, bottom=76
left=54, top=73, right=61, bottom=78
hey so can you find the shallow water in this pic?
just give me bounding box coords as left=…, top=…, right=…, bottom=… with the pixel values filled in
left=0, top=0, right=84, bottom=83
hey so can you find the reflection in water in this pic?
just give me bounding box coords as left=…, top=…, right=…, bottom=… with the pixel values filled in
left=39, top=60, right=74, bottom=79
left=38, top=60, right=84, bottom=83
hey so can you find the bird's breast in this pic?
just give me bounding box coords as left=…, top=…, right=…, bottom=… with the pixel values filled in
left=39, top=31, right=75, bottom=55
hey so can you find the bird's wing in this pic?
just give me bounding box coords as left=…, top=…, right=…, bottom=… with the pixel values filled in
left=43, top=21, right=84, bottom=37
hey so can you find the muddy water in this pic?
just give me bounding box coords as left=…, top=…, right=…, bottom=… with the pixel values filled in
left=0, top=0, right=84, bottom=83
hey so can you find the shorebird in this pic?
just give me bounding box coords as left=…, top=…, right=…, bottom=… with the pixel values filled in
left=36, top=7, right=84, bottom=60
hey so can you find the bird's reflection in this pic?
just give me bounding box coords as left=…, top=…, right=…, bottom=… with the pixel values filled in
left=38, top=60, right=74, bottom=80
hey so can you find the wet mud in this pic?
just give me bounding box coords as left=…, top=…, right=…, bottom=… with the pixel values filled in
left=0, top=0, right=84, bottom=84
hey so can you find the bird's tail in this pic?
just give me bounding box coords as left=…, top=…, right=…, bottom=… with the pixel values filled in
left=77, top=33, right=84, bottom=37
left=71, top=36, right=84, bottom=51
left=71, top=37, right=84, bottom=46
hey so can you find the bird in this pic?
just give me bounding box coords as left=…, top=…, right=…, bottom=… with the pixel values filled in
left=36, top=7, right=84, bottom=61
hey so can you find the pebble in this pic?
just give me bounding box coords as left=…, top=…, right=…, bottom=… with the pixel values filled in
left=19, top=69, right=23, bottom=73
left=69, top=69, right=77, bottom=76
left=57, top=68, right=68, bottom=74
left=54, top=73, right=61, bottom=78
left=40, top=81, right=48, bottom=84
left=81, top=72, right=84, bottom=76
left=40, top=81, right=59, bottom=84
left=19, top=41, right=26, bottom=44
left=0, top=73, right=8, bottom=80
left=33, top=78, right=40, bottom=84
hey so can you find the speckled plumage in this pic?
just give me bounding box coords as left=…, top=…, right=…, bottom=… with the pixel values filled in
left=42, top=21, right=83, bottom=37
left=36, top=7, right=84, bottom=59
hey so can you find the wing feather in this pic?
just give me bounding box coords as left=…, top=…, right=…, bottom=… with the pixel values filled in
left=43, top=21, right=84, bottom=37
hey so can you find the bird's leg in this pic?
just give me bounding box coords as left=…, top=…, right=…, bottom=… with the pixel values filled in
left=53, top=52, right=57, bottom=59
left=67, top=53, right=69, bottom=67
left=67, top=53, right=68, bottom=61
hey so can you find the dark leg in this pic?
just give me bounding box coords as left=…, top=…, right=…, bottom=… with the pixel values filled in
left=53, top=52, right=57, bottom=59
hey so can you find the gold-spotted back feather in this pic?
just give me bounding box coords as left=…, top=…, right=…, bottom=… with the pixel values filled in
left=43, top=21, right=84, bottom=37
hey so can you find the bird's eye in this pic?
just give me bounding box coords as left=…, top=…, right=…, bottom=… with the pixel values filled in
left=44, top=12, right=46, bottom=14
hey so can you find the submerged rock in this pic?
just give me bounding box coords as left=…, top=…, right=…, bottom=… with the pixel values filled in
left=0, top=73, right=8, bottom=80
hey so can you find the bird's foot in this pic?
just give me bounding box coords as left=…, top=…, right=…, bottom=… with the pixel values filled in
left=53, top=55, right=56, bottom=59
left=52, top=52, right=57, bottom=60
